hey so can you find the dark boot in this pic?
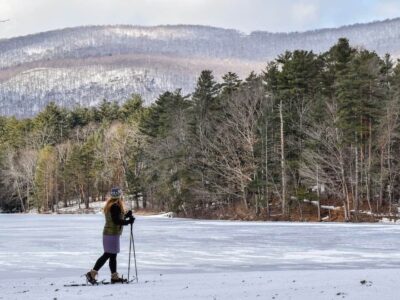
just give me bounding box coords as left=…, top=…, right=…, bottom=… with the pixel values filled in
left=85, top=269, right=98, bottom=285
left=111, top=272, right=128, bottom=284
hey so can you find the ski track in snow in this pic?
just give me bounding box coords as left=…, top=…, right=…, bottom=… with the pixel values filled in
left=1, top=215, right=400, bottom=299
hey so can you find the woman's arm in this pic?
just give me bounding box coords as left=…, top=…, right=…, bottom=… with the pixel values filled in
left=110, top=204, right=130, bottom=226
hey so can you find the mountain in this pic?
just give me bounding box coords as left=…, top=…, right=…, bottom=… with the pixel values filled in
left=1, top=19, right=400, bottom=117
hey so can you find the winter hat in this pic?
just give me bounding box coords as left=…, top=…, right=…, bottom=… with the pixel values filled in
left=110, top=187, right=122, bottom=199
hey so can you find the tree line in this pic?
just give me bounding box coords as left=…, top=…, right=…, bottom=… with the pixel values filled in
left=1, top=38, right=400, bottom=221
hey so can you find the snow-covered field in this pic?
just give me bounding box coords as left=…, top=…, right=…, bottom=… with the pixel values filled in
left=1, top=215, right=400, bottom=299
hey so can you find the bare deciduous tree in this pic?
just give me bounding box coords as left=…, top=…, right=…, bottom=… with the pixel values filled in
left=201, top=80, right=264, bottom=209
left=2, top=148, right=37, bottom=212
left=300, top=102, right=352, bottom=221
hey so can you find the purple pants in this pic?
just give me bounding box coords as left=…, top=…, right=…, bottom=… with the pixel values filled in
left=103, top=234, right=120, bottom=254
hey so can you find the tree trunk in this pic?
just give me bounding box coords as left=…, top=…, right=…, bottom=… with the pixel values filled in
left=26, top=186, right=30, bottom=212
left=265, top=121, right=270, bottom=218
left=46, top=178, right=50, bottom=212
left=241, top=179, right=248, bottom=209
left=63, top=178, right=67, bottom=208
left=16, top=179, right=25, bottom=213
left=316, top=165, right=321, bottom=221
left=256, top=188, right=260, bottom=215
left=85, top=179, right=90, bottom=209
left=378, top=145, right=384, bottom=212
left=339, top=148, right=350, bottom=221
left=142, top=191, right=147, bottom=209
left=354, top=140, right=359, bottom=213
left=279, top=100, right=287, bottom=216
left=387, top=131, right=393, bottom=214
left=366, top=120, right=372, bottom=213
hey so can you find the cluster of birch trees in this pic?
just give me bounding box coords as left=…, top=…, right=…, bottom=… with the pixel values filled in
left=1, top=38, right=400, bottom=220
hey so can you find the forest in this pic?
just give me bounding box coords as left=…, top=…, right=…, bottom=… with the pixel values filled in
left=1, top=38, right=400, bottom=222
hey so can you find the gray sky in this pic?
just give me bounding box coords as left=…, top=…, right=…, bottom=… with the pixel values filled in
left=1, top=0, right=400, bottom=38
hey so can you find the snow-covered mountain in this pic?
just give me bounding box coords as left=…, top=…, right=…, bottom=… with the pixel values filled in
left=1, top=19, right=400, bottom=117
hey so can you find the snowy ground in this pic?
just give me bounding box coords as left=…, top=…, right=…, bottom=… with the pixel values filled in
left=1, top=215, right=400, bottom=299
left=55, top=201, right=105, bottom=214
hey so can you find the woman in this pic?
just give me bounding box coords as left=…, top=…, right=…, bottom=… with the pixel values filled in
left=86, top=187, right=135, bottom=284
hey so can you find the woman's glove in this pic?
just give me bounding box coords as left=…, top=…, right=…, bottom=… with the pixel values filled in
left=125, top=210, right=133, bottom=218
left=128, top=216, right=135, bottom=224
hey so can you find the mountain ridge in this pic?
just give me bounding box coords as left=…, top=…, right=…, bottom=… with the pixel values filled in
left=1, top=18, right=400, bottom=117
left=3, top=16, right=400, bottom=40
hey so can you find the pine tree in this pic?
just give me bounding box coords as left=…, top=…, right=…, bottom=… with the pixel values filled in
left=220, top=72, right=242, bottom=98
left=119, top=94, right=144, bottom=121
left=34, top=102, right=69, bottom=145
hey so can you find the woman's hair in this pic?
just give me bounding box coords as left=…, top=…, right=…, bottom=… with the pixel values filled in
left=103, top=196, right=126, bottom=214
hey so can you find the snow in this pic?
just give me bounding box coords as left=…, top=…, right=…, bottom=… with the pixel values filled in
left=55, top=201, right=105, bottom=214
left=105, top=27, right=196, bottom=40
left=303, top=199, right=341, bottom=211
left=2, top=21, right=400, bottom=117
left=379, top=217, right=400, bottom=225
left=146, top=212, right=175, bottom=218
left=1, top=215, right=400, bottom=299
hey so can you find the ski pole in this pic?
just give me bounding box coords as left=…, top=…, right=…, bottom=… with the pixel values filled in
left=131, top=225, right=138, bottom=282
left=128, top=223, right=132, bottom=281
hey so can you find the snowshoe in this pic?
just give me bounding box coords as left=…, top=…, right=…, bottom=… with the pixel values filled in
left=111, top=272, right=128, bottom=284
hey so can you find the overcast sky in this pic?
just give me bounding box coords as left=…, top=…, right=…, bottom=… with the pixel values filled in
left=1, top=0, right=400, bottom=38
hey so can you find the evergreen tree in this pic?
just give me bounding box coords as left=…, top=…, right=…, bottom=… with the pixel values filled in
left=119, top=94, right=144, bottom=122
left=220, top=72, right=242, bottom=98
left=34, top=102, right=69, bottom=145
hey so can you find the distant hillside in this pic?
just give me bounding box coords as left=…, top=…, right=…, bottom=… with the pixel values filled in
left=1, top=19, right=400, bottom=117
